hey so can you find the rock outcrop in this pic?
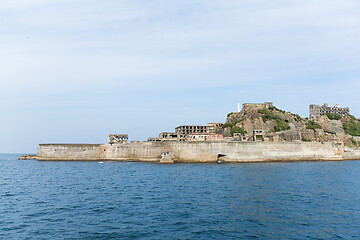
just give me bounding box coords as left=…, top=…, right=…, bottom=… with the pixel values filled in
left=224, top=103, right=359, bottom=145
left=18, top=155, right=37, bottom=160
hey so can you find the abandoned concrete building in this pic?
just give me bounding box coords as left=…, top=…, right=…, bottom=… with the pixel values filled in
left=233, top=133, right=248, bottom=141
left=207, top=122, right=222, bottom=133
left=147, top=137, right=161, bottom=142
left=159, top=132, right=186, bottom=141
left=147, top=123, right=224, bottom=142
left=147, top=132, right=186, bottom=142
left=175, top=123, right=221, bottom=135
left=208, top=134, right=224, bottom=141
left=233, top=129, right=266, bottom=142
left=310, top=103, right=349, bottom=120
left=109, top=134, right=128, bottom=144
left=251, top=129, right=266, bottom=141
left=186, top=134, right=209, bottom=141
left=175, top=125, right=208, bottom=135
left=184, top=133, right=224, bottom=142
left=242, top=102, right=274, bottom=110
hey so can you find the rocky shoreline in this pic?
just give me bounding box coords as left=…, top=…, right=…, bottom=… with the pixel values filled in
left=18, top=155, right=37, bottom=160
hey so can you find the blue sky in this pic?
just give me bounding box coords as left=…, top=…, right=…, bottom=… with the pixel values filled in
left=1, top=0, right=360, bottom=153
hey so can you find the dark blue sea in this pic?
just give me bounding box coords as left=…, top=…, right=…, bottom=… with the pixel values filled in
left=1, top=154, right=360, bottom=239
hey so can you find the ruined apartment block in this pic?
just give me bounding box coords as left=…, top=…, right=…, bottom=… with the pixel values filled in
left=310, top=103, right=349, bottom=120
left=175, top=123, right=221, bottom=135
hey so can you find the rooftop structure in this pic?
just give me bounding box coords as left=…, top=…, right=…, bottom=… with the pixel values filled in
left=158, top=132, right=186, bottom=141
left=242, top=102, right=273, bottom=110
left=310, top=103, right=349, bottom=120
left=109, top=134, right=128, bottom=144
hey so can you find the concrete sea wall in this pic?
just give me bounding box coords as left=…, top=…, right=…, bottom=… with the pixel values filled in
left=37, top=144, right=102, bottom=161
left=36, top=141, right=360, bottom=162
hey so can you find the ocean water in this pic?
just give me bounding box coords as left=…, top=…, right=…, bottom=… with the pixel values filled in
left=1, top=154, right=360, bottom=239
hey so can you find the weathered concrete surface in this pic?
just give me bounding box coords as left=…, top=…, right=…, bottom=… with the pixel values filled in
left=37, top=144, right=102, bottom=161
left=36, top=141, right=360, bottom=162
left=343, top=149, right=360, bottom=160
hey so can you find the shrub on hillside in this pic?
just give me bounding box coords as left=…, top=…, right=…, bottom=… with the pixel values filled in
left=231, top=126, right=247, bottom=135
left=227, top=112, right=234, bottom=118
left=326, top=113, right=342, bottom=120
left=221, top=119, right=244, bottom=128
left=274, top=119, right=290, bottom=132
left=306, top=121, right=322, bottom=130
left=349, top=137, right=358, bottom=146
left=257, top=109, right=290, bottom=132
left=344, top=120, right=360, bottom=136
left=301, top=137, right=311, bottom=142
left=292, top=114, right=302, bottom=122
left=258, top=109, right=282, bottom=123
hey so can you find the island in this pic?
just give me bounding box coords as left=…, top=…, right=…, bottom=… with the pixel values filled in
left=35, top=102, right=360, bottom=163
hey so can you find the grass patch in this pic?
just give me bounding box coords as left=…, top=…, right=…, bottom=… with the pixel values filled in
left=301, top=137, right=311, bottom=142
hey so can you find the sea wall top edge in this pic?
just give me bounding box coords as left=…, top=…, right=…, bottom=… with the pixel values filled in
left=39, top=144, right=102, bottom=147
left=38, top=141, right=337, bottom=147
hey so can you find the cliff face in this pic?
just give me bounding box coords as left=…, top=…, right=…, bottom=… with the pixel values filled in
left=226, top=104, right=304, bottom=134
left=317, top=116, right=345, bottom=135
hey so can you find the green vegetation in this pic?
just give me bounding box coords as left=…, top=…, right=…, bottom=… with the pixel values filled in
left=269, top=105, right=302, bottom=122
left=274, top=119, right=290, bottom=132
left=231, top=126, right=247, bottom=136
left=301, top=137, right=311, bottom=142
left=326, top=113, right=342, bottom=120
left=221, top=119, right=244, bottom=128
left=349, top=137, right=358, bottom=146
left=273, top=106, right=285, bottom=113
left=267, top=105, right=286, bottom=113
left=306, top=121, right=322, bottom=130
left=221, top=119, right=247, bottom=136
left=343, top=119, right=360, bottom=136
left=258, top=109, right=282, bottom=123
left=292, top=114, right=302, bottom=122
left=349, top=115, right=357, bottom=121
left=227, top=112, right=234, bottom=118
left=257, top=109, right=290, bottom=132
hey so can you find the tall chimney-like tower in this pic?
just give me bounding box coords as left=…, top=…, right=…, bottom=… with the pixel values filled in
left=237, top=102, right=240, bottom=112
